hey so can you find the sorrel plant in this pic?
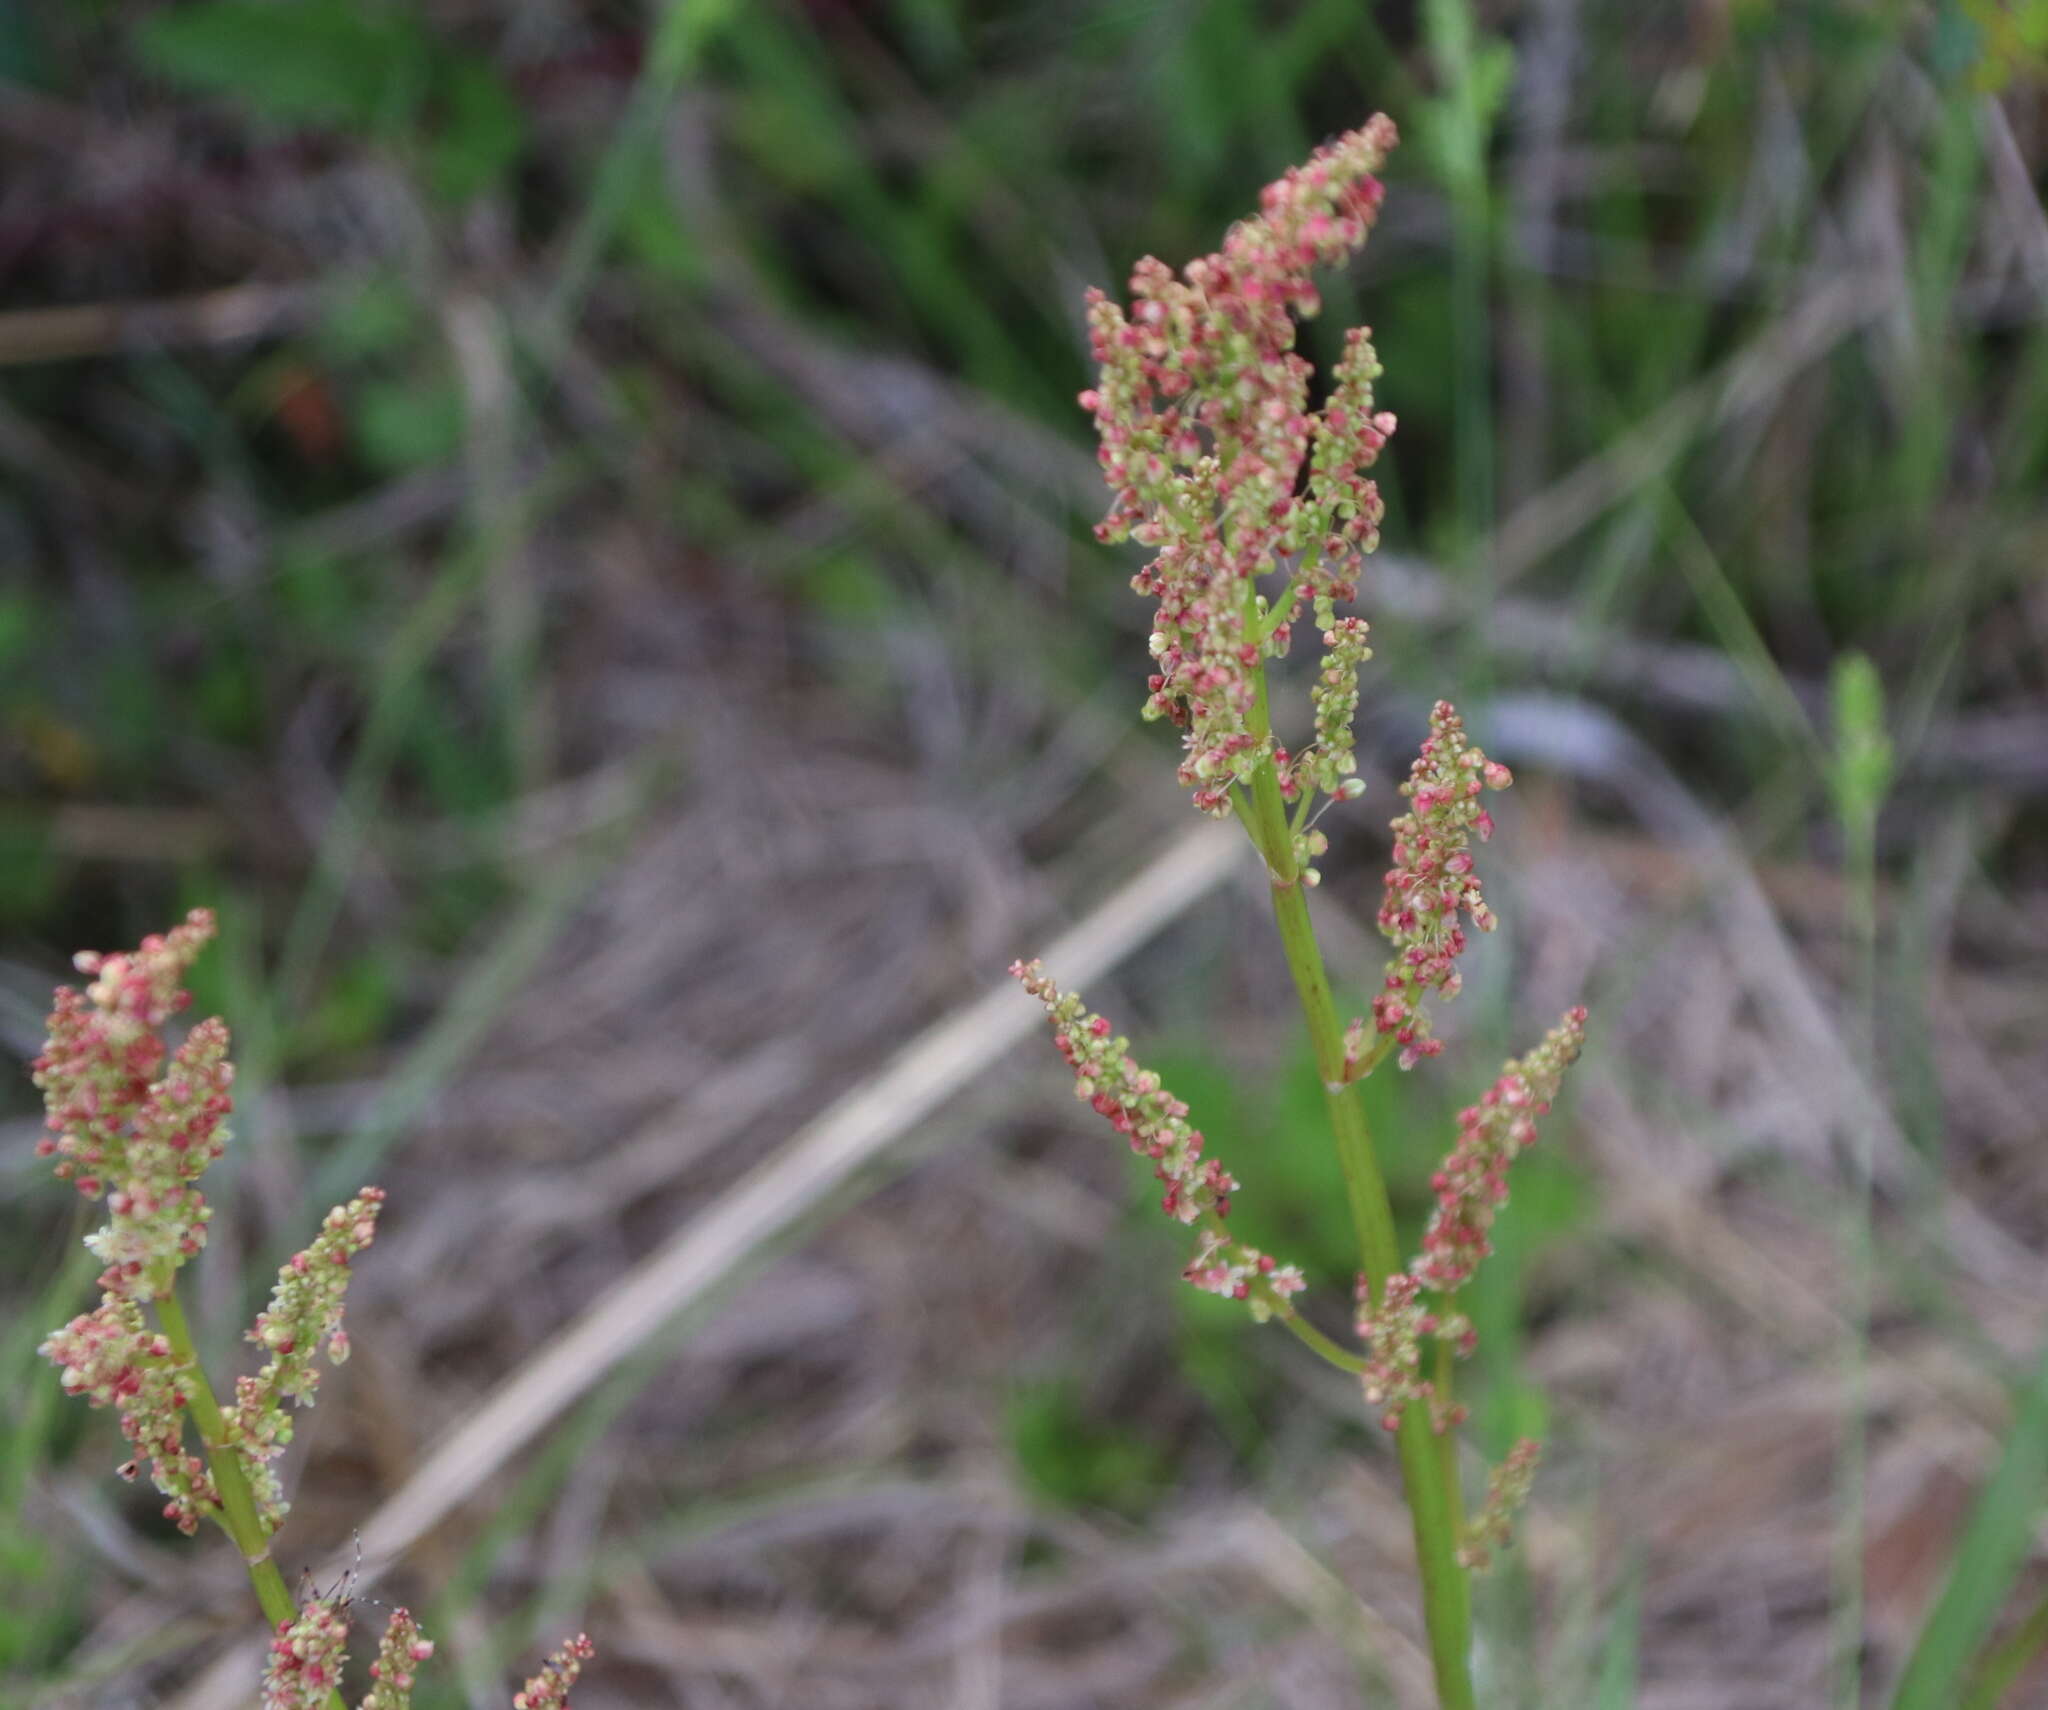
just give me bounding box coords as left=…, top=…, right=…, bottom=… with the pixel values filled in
left=1012, top=116, right=1587, bottom=1708
left=32, top=909, right=593, bottom=1708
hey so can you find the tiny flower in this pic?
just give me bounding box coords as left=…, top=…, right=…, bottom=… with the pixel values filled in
left=1372, top=702, right=1514, bottom=1068
left=511, top=1634, right=596, bottom=1710
left=1339, top=1015, right=1371, bottom=1083
left=1459, top=1437, right=1542, bottom=1572
left=1182, top=1229, right=1308, bottom=1323
left=262, top=1599, right=352, bottom=1710
left=360, top=1607, right=435, bottom=1710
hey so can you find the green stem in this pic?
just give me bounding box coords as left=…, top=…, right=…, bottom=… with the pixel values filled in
left=1242, top=665, right=1477, bottom=1710
left=1280, top=1308, right=1372, bottom=1376
left=1256, top=543, right=1321, bottom=646
left=1435, top=1339, right=1472, bottom=1641
left=1228, top=783, right=1264, bottom=856
left=1190, top=1205, right=1368, bottom=1376
left=1961, top=1593, right=2048, bottom=1710
left=1289, top=781, right=1317, bottom=840
left=153, top=1289, right=291, bottom=1618
left=1834, top=804, right=1879, bottom=1710
left=1259, top=577, right=1302, bottom=644
left=155, top=1286, right=348, bottom=1710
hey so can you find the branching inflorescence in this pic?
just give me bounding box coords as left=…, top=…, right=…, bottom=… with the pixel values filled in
left=1017, top=117, right=1591, bottom=1705
left=1079, top=117, right=1398, bottom=817
left=32, top=910, right=592, bottom=1707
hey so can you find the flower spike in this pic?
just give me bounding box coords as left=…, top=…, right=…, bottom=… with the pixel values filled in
left=1414, top=1010, right=1589, bottom=1294
left=227, top=1186, right=387, bottom=1528
left=1460, top=1438, right=1542, bottom=1572
left=360, top=1608, right=436, bottom=1710
left=1028, top=121, right=1594, bottom=1710
left=1011, top=960, right=1306, bottom=1322
left=1369, top=702, right=1515, bottom=1069
left=31, top=917, right=594, bottom=1708
left=38, top=1295, right=219, bottom=1532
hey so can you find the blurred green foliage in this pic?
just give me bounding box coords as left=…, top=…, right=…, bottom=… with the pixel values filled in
left=1006, top=1379, right=1172, bottom=1519
left=136, top=0, right=523, bottom=202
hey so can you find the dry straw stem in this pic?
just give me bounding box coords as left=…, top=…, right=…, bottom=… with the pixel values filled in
left=0, top=280, right=319, bottom=367
left=170, top=820, right=1244, bottom=1710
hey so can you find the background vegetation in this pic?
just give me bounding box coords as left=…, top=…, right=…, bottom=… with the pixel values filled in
left=3, top=2, right=2045, bottom=1706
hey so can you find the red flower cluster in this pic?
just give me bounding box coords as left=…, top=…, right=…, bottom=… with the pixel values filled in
left=1414, top=1010, right=1590, bottom=1294
left=512, top=1634, right=597, bottom=1710
left=34, top=909, right=229, bottom=1296
left=1046, top=121, right=1600, bottom=1599
left=263, top=1600, right=353, bottom=1709
left=1079, top=118, right=1401, bottom=814
left=361, top=1608, right=436, bottom=1710
left=1370, top=702, right=1515, bottom=1068
left=1352, top=1270, right=1472, bottom=1435
left=264, top=1602, right=448, bottom=1710
left=261, top=1602, right=588, bottom=1710
left=39, top=1295, right=219, bottom=1533
left=33, top=918, right=600, bottom=1704
left=35, top=915, right=384, bottom=1534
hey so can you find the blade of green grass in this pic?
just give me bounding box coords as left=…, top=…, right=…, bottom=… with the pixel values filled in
left=541, top=0, right=734, bottom=340
left=1961, top=1593, right=2048, bottom=1710
left=1829, top=652, right=1894, bottom=1710
left=1594, top=1561, right=1642, bottom=1710
left=713, top=5, right=1055, bottom=409
left=1, top=1230, right=95, bottom=1515
left=0, top=1236, right=97, bottom=1676
left=1889, top=1335, right=2048, bottom=1710
left=1422, top=0, right=1505, bottom=564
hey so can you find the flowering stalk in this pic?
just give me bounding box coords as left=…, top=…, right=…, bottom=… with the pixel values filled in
left=1241, top=729, right=1479, bottom=1704
left=1018, top=118, right=1590, bottom=1707
left=31, top=911, right=592, bottom=1708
